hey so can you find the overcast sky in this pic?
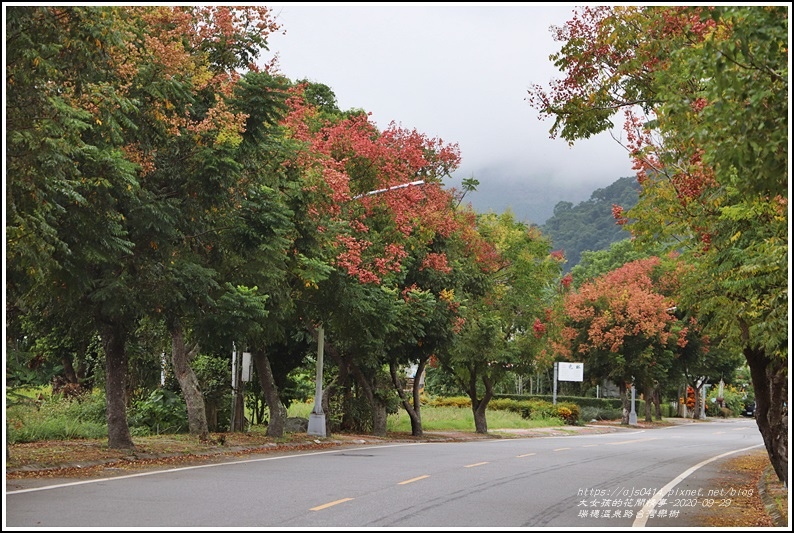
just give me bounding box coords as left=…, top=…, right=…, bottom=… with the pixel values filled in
left=264, top=3, right=637, bottom=222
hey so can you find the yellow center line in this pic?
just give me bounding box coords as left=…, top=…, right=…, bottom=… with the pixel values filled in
left=553, top=447, right=571, bottom=451
left=582, top=444, right=598, bottom=447
left=310, top=498, right=354, bottom=511
left=608, top=438, right=658, bottom=445
left=398, top=475, right=430, bottom=485
left=516, top=453, right=536, bottom=458
left=464, top=462, right=490, bottom=468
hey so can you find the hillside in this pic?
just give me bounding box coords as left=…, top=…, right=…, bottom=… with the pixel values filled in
left=540, top=176, right=640, bottom=271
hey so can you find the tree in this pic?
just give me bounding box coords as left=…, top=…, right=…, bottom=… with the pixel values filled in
left=6, top=6, right=284, bottom=448
left=553, top=257, right=690, bottom=423
left=383, top=200, right=496, bottom=436
left=528, top=5, right=787, bottom=483
left=272, top=81, right=478, bottom=436
left=667, top=311, right=743, bottom=419
left=440, top=211, right=561, bottom=433
left=384, top=285, right=447, bottom=437
left=8, top=6, right=156, bottom=449
left=570, top=238, right=661, bottom=288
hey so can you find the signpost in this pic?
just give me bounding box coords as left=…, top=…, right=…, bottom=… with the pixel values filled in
left=553, top=362, right=583, bottom=405
left=230, top=345, right=252, bottom=432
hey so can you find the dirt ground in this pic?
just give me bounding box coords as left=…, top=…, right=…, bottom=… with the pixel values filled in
left=5, top=420, right=788, bottom=528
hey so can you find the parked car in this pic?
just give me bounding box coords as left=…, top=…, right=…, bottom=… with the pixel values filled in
left=742, top=401, right=756, bottom=417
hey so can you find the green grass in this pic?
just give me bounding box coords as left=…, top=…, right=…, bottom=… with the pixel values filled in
left=6, top=389, right=109, bottom=443
left=287, top=400, right=314, bottom=418
left=287, top=401, right=565, bottom=433
left=7, top=391, right=568, bottom=444
left=386, top=405, right=563, bottom=432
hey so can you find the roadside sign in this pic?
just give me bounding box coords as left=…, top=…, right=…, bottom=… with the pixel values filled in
left=558, top=362, right=584, bottom=382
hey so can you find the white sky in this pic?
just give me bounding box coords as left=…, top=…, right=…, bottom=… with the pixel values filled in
left=264, top=2, right=636, bottom=204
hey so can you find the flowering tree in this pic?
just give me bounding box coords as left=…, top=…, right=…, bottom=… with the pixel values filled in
left=528, top=5, right=787, bottom=483
left=440, top=211, right=561, bottom=433
left=280, top=88, right=462, bottom=285
left=553, top=257, right=690, bottom=423
left=6, top=5, right=284, bottom=448
left=382, top=199, right=504, bottom=436
left=276, top=83, right=478, bottom=435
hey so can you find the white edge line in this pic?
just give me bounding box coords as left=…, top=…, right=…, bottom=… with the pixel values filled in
left=488, top=430, right=648, bottom=442
left=6, top=442, right=425, bottom=495
left=632, top=443, right=764, bottom=527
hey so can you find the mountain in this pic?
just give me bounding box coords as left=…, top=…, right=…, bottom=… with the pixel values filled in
left=540, top=176, right=640, bottom=271
left=447, top=171, right=640, bottom=271
left=451, top=172, right=602, bottom=226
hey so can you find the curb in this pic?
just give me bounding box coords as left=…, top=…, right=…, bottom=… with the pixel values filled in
left=757, top=465, right=788, bottom=527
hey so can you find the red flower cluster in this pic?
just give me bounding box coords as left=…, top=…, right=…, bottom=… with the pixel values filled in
left=533, top=318, right=547, bottom=338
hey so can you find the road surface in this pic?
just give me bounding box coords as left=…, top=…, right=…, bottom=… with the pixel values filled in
left=5, top=418, right=763, bottom=528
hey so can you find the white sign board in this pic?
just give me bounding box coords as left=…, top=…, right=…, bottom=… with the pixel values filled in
left=242, top=352, right=252, bottom=382
left=558, top=362, right=584, bottom=382
left=232, top=350, right=254, bottom=388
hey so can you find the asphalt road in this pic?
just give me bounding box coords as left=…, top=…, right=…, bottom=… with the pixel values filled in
left=5, top=418, right=764, bottom=528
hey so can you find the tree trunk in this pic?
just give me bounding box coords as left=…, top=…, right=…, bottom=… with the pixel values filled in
left=340, top=380, right=356, bottom=432
left=472, top=402, right=488, bottom=434
left=693, top=382, right=704, bottom=419
left=676, top=384, right=684, bottom=417
left=252, top=349, right=287, bottom=438
left=467, top=371, right=493, bottom=434
left=62, top=355, right=79, bottom=385
left=644, top=385, right=653, bottom=422
left=372, top=399, right=388, bottom=436
left=389, top=358, right=425, bottom=437
left=409, top=358, right=427, bottom=436
left=99, top=322, right=134, bottom=450
left=350, top=364, right=388, bottom=437
left=76, top=356, right=89, bottom=387
left=206, top=401, right=218, bottom=432
left=170, top=324, right=208, bottom=441
left=745, top=345, right=788, bottom=486
left=653, top=384, right=662, bottom=420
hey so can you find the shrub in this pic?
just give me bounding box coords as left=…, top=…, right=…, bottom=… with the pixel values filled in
left=414, top=395, right=582, bottom=425
left=488, top=398, right=524, bottom=414
left=580, top=406, right=623, bottom=422
left=127, top=388, right=189, bottom=436
left=494, top=393, right=622, bottom=410
left=706, top=384, right=746, bottom=417
left=555, top=402, right=580, bottom=425
left=520, top=399, right=556, bottom=419
left=427, top=396, right=471, bottom=408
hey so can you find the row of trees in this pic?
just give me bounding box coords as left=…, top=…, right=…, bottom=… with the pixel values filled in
left=528, top=5, right=788, bottom=484
left=559, top=241, right=743, bottom=421
left=7, top=5, right=777, bottom=483
left=6, top=6, right=566, bottom=445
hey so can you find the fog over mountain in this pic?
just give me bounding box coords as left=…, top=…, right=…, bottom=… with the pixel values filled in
left=449, top=170, right=633, bottom=227
left=268, top=4, right=636, bottom=225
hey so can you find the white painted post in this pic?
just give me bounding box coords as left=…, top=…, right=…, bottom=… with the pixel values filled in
left=307, top=325, right=326, bottom=437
